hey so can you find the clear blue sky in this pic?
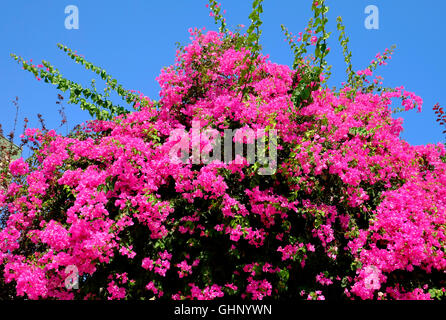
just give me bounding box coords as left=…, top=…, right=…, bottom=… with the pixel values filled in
left=1, top=0, right=445, bottom=158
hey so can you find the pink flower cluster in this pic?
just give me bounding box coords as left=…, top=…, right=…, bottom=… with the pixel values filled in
left=0, top=25, right=445, bottom=301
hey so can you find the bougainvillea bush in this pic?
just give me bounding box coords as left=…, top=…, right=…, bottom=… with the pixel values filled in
left=1, top=0, right=445, bottom=300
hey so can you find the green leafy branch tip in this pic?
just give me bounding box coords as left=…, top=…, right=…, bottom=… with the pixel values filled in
left=57, top=44, right=152, bottom=110
left=208, top=0, right=228, bottom=34
left=336, top=16, right=354, bottom=85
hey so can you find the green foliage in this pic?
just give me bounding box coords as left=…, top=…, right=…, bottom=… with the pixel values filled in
left=11, top=52, right=128, bottom=120
left=280, top=0, right=333, bottom=110
left=336, top=16, right=354, bottom=85
left=239, top=0, right=264, bottom=100
left=281, top=0, right=331, bottom=77
left=10, top=43, right=157, bottom=121
left=208, top=0, right=228, bottom=34
left=246, top=0, right=264, bottom=55
left=57, top=44, right=151, bottom=110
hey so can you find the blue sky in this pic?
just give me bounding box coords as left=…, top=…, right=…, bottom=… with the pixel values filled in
left=1, top=0, right=445, bottom=158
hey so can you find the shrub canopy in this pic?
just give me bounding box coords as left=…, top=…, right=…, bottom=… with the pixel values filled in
left=1, top=0, right=445, bottom=300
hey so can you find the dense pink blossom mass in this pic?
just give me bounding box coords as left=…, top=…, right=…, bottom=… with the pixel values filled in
left=1, top=7, right=446, bottom=301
